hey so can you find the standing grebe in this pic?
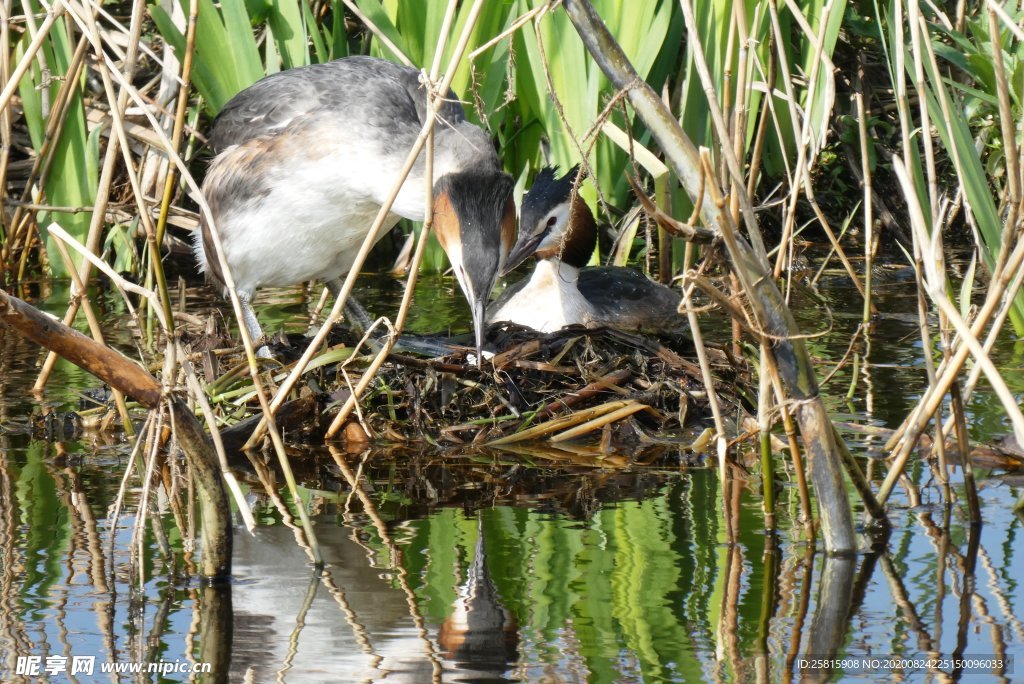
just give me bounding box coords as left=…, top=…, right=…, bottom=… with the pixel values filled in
left=194, top=56, right=516, bottom=359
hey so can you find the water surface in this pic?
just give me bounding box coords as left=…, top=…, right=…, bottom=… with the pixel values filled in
left=0, top=264, right=1021, bottom=682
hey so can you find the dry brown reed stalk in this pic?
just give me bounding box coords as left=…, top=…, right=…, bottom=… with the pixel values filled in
left=57, top=20, right=275, bottom=405
left=909, top=3, right=956, bottom=489
left=817, top=323, right=863, bottom=389
left=549, top=402, right=652, bottom=443
left=680, top=218, right=729, bottom=483
left=679, top=0, right=766, bottom=261
left=153, top=0, right=199, bottom=252
left=70, top=0, right=176, bottom=350
left=886, top=236, right=1024, bottom=457
left=47, top=224, right=164, bottom=325
left=692, top=150, right=819, bottom=528
left=333, top=317, right=394, bottom=439
left=535, top=368, right=632, bottom=418
left=0, top=0, right=64, bottom=113
left=467, top=3, right=549, bottom=61
left=50, top=235, right=133, bottom=432
left=683, top=272, right=755, bottom=328
left=763, top=1, right=810, bottom=276
left=918, top=6, right=1024, bottom=476
left=10, top=35, right=89, bottom=274
left=953, top=254, right=1024, bottom=405
left=773, top=11, right=868, bottom=311
left=0, top=2, right=12, bottom=265
left=727, top=2, right=751, bottom=210
left=879, top=9, right=1024, bottom=466
left=178, top=342, right=256, bottom=533
left=855, top=69, right=875, bottom=324
left=680, top=0, right=781, bottom=527
left=776, top=382, right=812, bottom=527
left=681, top=0, right=769, bottom=505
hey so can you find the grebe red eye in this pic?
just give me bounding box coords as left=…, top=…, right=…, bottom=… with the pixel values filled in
left=546, top=215, right=558, bottom=228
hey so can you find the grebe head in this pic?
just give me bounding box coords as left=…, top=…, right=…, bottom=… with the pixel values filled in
left=433, top=170, right=517, bottom=363
left=503, top=165, right=596, bottom=274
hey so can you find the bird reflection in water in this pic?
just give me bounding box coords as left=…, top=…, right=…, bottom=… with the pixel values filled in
left=438, top=515, right=518, bottom=678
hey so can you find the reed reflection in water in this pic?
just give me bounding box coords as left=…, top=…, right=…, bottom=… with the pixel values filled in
left=0, top=436, right=1019, bottom=682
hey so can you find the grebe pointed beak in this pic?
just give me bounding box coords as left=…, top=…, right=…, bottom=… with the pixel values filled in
left=502, top=232, right=544, bottom=276
left=470, top=296, right=487, bottom=368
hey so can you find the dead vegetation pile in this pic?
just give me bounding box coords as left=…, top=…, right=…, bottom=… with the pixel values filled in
left=214, top=323, right=751, bottom=458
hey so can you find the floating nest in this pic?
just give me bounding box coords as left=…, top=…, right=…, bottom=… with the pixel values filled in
left=202, top=322, right=754, bottom=463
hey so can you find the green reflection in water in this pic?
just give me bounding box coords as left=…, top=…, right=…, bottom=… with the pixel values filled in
left=391, top=471, right=743, bottom=681
left=16, top=443, right=71, bottom=608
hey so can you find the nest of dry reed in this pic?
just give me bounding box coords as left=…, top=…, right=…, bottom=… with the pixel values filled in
left=206, top=322, right=752, bottom=463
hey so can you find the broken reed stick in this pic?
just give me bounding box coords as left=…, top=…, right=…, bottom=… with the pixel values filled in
left=550, top=403, right=652, bottom=443
left=486, top=400, right=640, bottom=446
left=536, top=369, right=633, bottom=418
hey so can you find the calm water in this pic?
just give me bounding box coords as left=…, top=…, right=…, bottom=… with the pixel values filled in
left=0, top=263, right=1022, bottom=683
